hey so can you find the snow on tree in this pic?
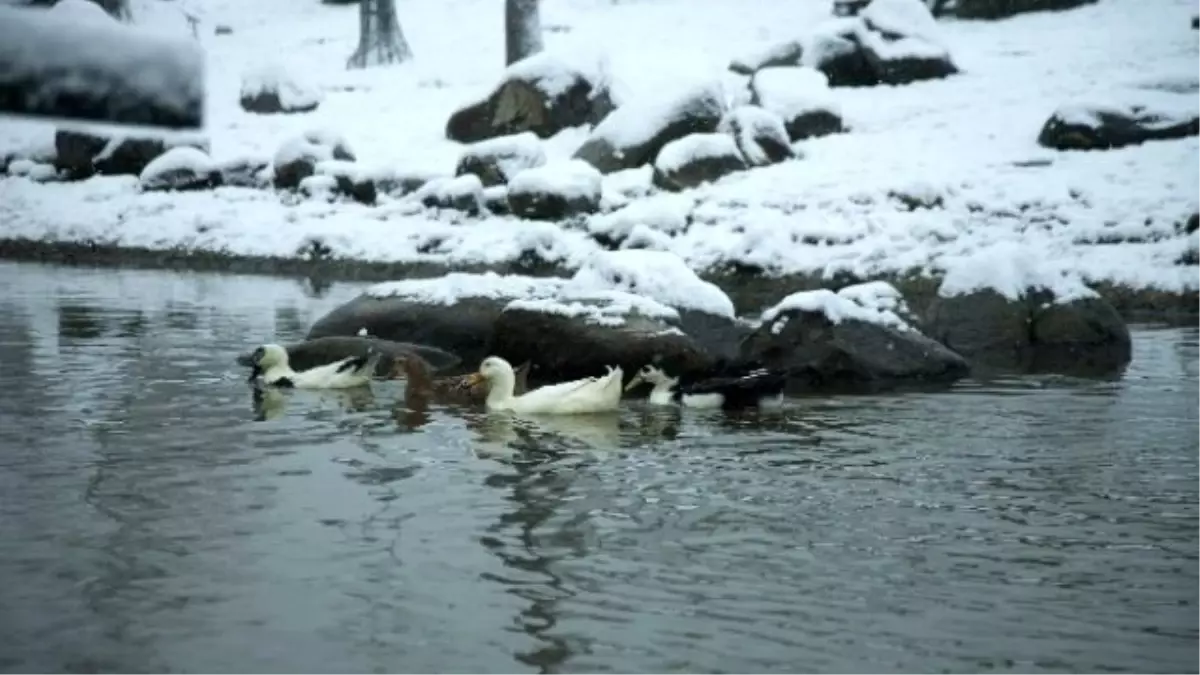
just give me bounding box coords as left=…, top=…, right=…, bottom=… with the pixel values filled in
left=346, top=0, right=412, bottom=69
left=505, top=0, right=543, bottom=66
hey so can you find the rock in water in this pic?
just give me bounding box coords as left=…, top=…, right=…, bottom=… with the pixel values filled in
left=740, top=282, right=970, bottom=391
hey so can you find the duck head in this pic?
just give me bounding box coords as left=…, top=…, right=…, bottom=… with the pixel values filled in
left=465, top=356, right=516, bottom=391
left=625, top=364, right=677, bottom=392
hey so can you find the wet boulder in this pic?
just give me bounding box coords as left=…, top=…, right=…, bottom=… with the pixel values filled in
left=416, top=174, right=486, bottom=216
left=239, top=63, right=323, bottom=114
left=490, top=290, right=715, bottom=384
left=445, top=51, right=615, bottom=144
left=507, top=159, right=602, bottom=220
left=717, top=105, right=795, bottom=166
left=1036, top=96, right=1200, bottom=151
left=235, top=336, right=462, bottom=377
left=272, top=129, right=355, bottom=190
left=306, top=273, right=567, bottom=371
left=454, top=132, right=547, bottom=187
left=652, top=133, right=748, bottom=192
left=749, top=67, right=845, bottom=141
left=740, top=282, right=970, bottom=391
left=573, top=81, right=726, bottom=174
left=54, top=128, right=208, bottom=180
left=138, top=147, right=221, bottom=192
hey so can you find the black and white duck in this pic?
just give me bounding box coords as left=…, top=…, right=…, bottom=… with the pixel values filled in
left=248, top=343, right=381, bottom=389
left=623, top=361, right=788, bottom=410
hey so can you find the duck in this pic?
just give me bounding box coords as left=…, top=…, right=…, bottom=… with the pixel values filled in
left=248, top=343, right=381, bottom=389
left=465, top=356, right=624, bottom=415
left=623, top=362, right=788, bottom=410
left=235, top=336, right=462, bottom=380
left=393, top=352, right=533, bottom=408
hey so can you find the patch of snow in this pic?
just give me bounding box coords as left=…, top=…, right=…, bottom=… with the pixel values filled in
left=729, top=39, right=803, bottom=74
left=508, top=159, right=601, bottom=199
left=587, top=79, right=725, bottom=150
left=458, top=132, right=546, bottom=179
left=315, top=159, right=364, bottom=181
left=717, top=105, right=791, bottom=166
left=47, top=0, right=114, bottom=24
left=761, top=281, right=912, bottom=331
left=7, top=159, right=36, bottom=177
left=587, top=193, right=694, bottom=242
left=25, top=163, right=58, bottom=182
left=856, top=28, right=949, bottom=62
left=299, top=174, right=337, bottom=196
left=139, top=146, right=213, bottom=185
left=860, top=0, right=944, bottom=46
left=366, top=272, right=565, bottom=304
left=421, top=173, right=484, bottom=199
left=565, top=249, right=736, bottom=318
left=752, top=66, right=839, bottom=119
left=274, top=134, right=334, bottom=168
left=800, top=18, right=862, bottom=69
left=503, top=49, right=608, bottom=100
left=240, top=63, right=324, bottom=110
left=506, top=288, right=679, bottom=328
left=937, top=241, right=1100, bottom=303
left=1052, top=91, right=1199, bottom=130
left=655, top=133, right=743, bottom=173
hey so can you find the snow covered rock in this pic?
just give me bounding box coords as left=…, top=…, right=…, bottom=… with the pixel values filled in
left=308, top=273, right=568, bottom=370
left=952, top=0, right=1096, bottom=20
left=749, top=67, right=845, bottom=141
left=482, top=185, right=511, bottom=215
left=1036, top=95, right=1200, bottom=151
left=215, top=155, right=271, bottom=188
left=453, top=132, right=547, bottom=187
left=507, top=159, right=602, bottom=220
left=740, top=281, right=969, bottom=390
left=804, top=9, right=957, bottom=87
left=573, top=81, right=726, bottom=174
left=417, top=175, right=486, bottom=216
left=923, top=246, right=1131, bottom=373
left=717, top=105, right=795, bottom=167
left=138, top=146, right=219, bottom=191
left=445, top=51, right=615, bottom=143
left=652, top=133, right=748, bottom=192
left=272, top=129, right=355, bottom=190
left=491, top=289, right=714, bottom=384
left=6, top=159, right=59, bottom=182
left=729, top=40, right=804, bottom=76
left=313, top=160, right=377, bottom=205
left=239, top=63, right=323, bottom=114
left=53, top=128, right=206, bottom=180
left=586, top=194, right=694, bottom=249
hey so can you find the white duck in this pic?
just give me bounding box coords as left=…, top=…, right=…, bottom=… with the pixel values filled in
left=465, top=356, right=624, bottom=415
left=249, top=343, right=380, bottom=389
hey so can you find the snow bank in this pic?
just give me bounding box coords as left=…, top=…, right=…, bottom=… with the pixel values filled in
left=860, top=0, right=944, bottom=46
left=240, top=63, right=323, bottom=110
left=565, top=249, right=736, bottom=318
left=366, top=272, right=565, bottom=303
left=752, top=67, right=839, bottom=119
left=506, top=289, right=679, bottom=328
left=937, top=241, right=1100, bottom=303
left=654, top=133, right=743, bottom=174
left=761, top=281, right=912, bottom=331
left=587, top=79, right=725, bottom=150
left=508, top=159, right=601, bottom=199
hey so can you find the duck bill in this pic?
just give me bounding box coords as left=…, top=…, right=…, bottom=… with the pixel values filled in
left=464, top=372, right=485, bottom=388
left=623, top=375, right=643, bottom=392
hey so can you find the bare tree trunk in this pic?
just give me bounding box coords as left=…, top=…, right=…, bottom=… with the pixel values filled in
left=505, top=0, right=543, bottom=66
left=346, top=0, right=413, bottom=69
left=92, top=0, right=132, bottom=22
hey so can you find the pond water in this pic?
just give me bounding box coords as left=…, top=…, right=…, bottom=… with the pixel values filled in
left=0, top=260, right=1196, bottom=674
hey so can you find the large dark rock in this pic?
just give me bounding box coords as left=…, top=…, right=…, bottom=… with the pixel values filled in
left=306, top=274, right=565, bottom=372
left=272, top=129, right=356, bottom=190
left=652, top=133, right=748, bottom=192
left=740, top=284, right=970, bottom=391
left=445, top=52, right=615, bottom=144
left=1037, top=99, right=1200, bottom=151
left=454, top=132, right=546, bottom=187
left=55, top=129, right=208, bottom=180
left=235, top=336, right=462, bottom=377
left=952, top=0, right=1096, bottom=20
left=717, top=105, right=795, bottom=167
left=749, top=67, right=846, bottom=141
left=924, top=287, right=1132, bottom=374
left=507, top=160, right=602, bottom=220
left=490, top=293, right=716, bottom=384
left=573, top=82, right=726, bottom=174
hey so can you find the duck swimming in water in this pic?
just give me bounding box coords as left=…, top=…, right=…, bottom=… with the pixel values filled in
left=623, top=362, right=787, bottom=410
left=249, top=343, right=381, bottom=389
left=465, top=356, right=624, bottom=415
left=393, top=353, right=532, bottom=408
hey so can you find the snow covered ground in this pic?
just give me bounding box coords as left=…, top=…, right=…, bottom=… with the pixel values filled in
left=0, top=0, right=1196, bottom=294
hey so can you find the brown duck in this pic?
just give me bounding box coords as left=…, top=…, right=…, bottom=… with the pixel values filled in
left=393, top=352, right=531, bottom=408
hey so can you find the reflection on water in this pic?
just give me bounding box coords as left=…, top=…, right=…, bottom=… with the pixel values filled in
left=0, top=261, right=1196, bottom=674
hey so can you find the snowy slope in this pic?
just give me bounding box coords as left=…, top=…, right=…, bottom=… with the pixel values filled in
left=0, top=0, right=1196, bottom=293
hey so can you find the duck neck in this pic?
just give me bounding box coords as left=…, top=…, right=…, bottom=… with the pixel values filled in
left=262, top=363, right=296, bottom=384
left=485, top=369, right=517, bottom=408
left=648, top=380, right=678, bottom=405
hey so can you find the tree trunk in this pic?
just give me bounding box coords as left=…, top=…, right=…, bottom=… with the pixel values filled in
left=346, top=0, right=413, bottom=69
left=92, top=0, right=132, bottom=21
left=505, top=0, right=543, bottom=66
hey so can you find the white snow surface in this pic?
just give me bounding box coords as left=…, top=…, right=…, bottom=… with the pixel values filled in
left=502, top=49, right=608, bottom=99
left=0, top=0, right=1196, bottom=296
left=366, top=271, right=565, bottom=304
left=506, top=289, right=680, bottom=328
left=565, top=249, right=736, bottom=318
left=654, top=133, right=743, bottom=174
left=751, top=67, right=840, bottom=119
left=860, top=0, right=944, bottom=46
left=240, top=62, right=324, bottom=110
left=585, top=78, right=725, bottom=150
left=938, top=240, right=1100, bottom=303
left=762, top=280, right=913, bottom=331
left=139, top=146, right=213, bottom=184
left=508, top=159, right=601, bottom=199
left=459, top=132, right=547, bottom=179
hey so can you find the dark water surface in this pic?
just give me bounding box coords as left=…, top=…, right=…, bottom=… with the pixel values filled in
left=0, top=261, right=1196, bottom=674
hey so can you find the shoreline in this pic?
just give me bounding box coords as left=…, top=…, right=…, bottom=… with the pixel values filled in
left=3, top=237, right=1195, bottom=324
